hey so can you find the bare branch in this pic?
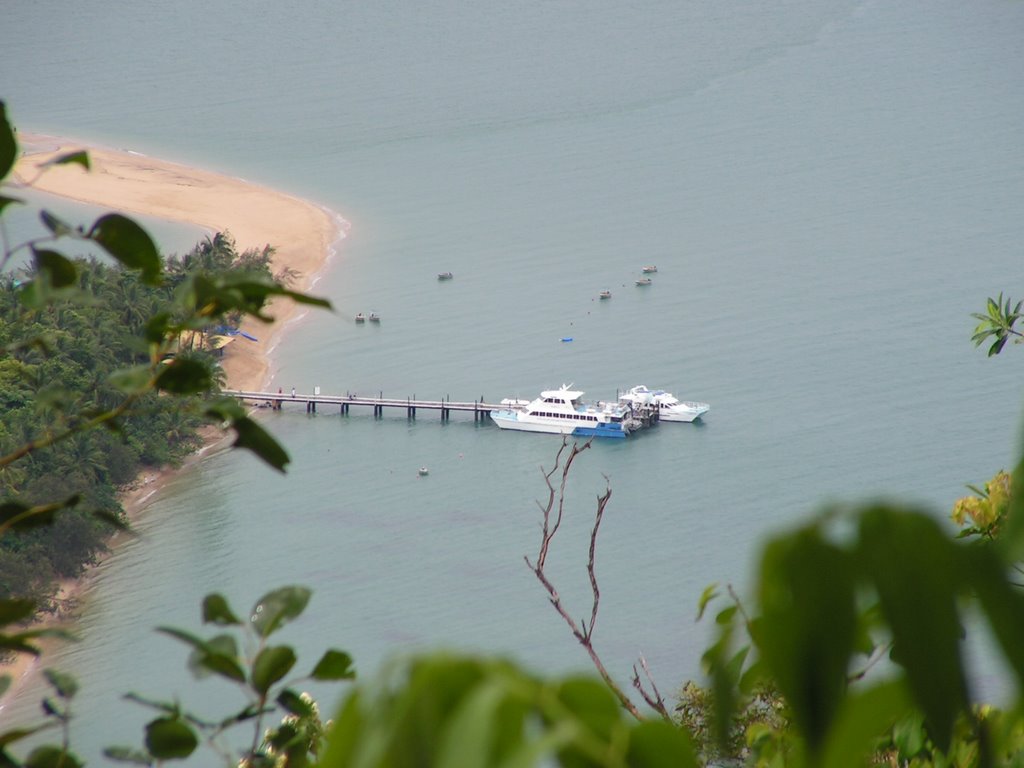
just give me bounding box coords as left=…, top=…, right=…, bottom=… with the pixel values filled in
left=526, top=438, right=644, bottom=720
left=585, top=479, right=611, bottom=640
left=631, top=655, right=671, bottom=721
left=531, top=439, right=590, bottom=572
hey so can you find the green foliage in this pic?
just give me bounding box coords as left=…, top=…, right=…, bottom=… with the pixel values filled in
left=0, top=104, right=13, bottom=178
left=972, top=292, right=1024, bottom=356
left=952, top=470, right=1013, bottom=540
left=757, top=527, right=856, bottom=753
left=0, top=666, right=83, bottom=767
left=0, top=101, right=332, bottom=765
left=7, top=92, right=1024, bottom=768
left=0, top=100, right=336, bottom=628
left=107, top=587, right=353, bottom=766
left=88, top=214, right=162, bottom=285
left=675, top=679, right=789, bottom=764
left=320, top=653, right=696, bottom=768
left=697, top=500, right=1024, bottom=766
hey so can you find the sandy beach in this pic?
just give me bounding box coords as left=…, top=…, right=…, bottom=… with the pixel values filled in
left=13, top=136, right=343, bottom=393
left=1, top=136, right=344, bottom=703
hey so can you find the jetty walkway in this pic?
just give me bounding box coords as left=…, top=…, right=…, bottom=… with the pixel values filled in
left=221, top=389, right=504, bottom=421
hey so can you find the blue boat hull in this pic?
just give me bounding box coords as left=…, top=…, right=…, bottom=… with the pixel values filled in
left=572, top=424, right=627, bottom=439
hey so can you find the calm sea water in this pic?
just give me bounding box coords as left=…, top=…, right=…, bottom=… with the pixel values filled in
left=3, top=0, right=1024, bottom=759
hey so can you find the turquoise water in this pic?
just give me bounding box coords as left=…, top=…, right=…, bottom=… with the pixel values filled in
left=3, top=0, right=1024, bottom=759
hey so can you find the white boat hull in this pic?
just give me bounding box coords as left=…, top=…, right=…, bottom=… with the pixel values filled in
left=656, top=402, right=710, bottom=422
left=490, top=410, right=629, bottom=438
left=620, top=386, right=709, bottom=423
left=489, top=385, right=633, bottom=438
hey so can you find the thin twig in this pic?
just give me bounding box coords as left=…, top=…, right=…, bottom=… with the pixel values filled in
left=584, top=480, right=611, bottom=641
left=526, top=438, right=644, bottom=720
left=847, top=640, right=894, bottom=684
left=631, top=654, right=671, bottom=720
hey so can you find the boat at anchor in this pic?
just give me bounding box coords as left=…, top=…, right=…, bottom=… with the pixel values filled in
left=619, top=385, right=709, bottom=423
left=490, top=385, right=639, bottom=438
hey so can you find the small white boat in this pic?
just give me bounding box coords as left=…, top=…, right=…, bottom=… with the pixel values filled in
left=490, top=385, right=636, bottom=439
left=369, top=312, right=381, bottom=322
left=641, top=265, right=658, bottom=273
left=598, top=290, right=612, bottom=300
left=437, top=271, right=454, bottom=281
left=354, top=312, right=366, bottom=323
left=418, top=467, right=429, bottom=476
left=619, top=385, right=709, bottom=423
left=635, top=277, right=652, bottom=286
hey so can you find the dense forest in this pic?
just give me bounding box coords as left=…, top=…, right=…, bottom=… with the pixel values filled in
left=0, top=235, right=274, bottom=613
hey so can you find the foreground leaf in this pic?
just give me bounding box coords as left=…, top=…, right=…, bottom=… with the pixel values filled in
left=155, top=357, right=212, bottom=394
left=311, top=649, right=356, bottom=681
left=627, top=720, right=698, bottom=768
left=202, top=593, right=242, bottom=626
left=89, top=214, right=162, bottom=285
left=250, top=586, right=311, bottom=638
left=0, top=101, right=15, bottom=179
left=758, top=526, right=856, bottom=754
left=857, top=507, right=968, bottom=751
left=39, top=209, right=74, bottom=237
left=102, top=746, right=153, bottom=765
left=145, top=717, right=198, bottom=760
left=32, top=249, right=78, bottom=288
left=43, top=150, right=90, bottom=170
left=0, top=193, right=24, bottom=216
left=251, top=645, right=297, bottom=695
left=0, top=598, right=37, bottom=626
left=43, top=668, right=78, bottom=699
left=228, top=416, right=290, bottom=472
left=820, top=680, right=913, bottom=768
left=24, top=745, right=83, bottom=768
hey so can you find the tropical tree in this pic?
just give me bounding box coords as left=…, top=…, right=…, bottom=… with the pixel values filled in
left=0, top=98, right=333, bottom=765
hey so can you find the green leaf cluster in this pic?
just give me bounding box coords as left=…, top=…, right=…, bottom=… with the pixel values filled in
left=0, top=99, right=331, bottom=750
left=322, top=653, right=694, bottom=768
left=105, top=587, right=353, bottom=766
left=700, top=488, right=1024, bottom=766
left=971, top=292, right=1024, bottom=356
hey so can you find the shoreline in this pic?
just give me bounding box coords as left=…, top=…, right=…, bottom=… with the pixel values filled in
left=1, top=134, right=346, bottom=705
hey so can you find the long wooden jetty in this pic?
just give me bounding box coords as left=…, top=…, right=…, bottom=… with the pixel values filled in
left=221, top=389, right=505, bottom=422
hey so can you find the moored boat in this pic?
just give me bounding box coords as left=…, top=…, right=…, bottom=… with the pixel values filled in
left=598, top=290, right=612, bottom=299
left=619, top=385, right=709, bottom=423
left=354, top=312, right=366, bottom=323
left=490, top=385, right=637, bottom=438
left=369, top=312, right=381, bottom=322
left=437, top=271, right=454, bottom=280
left=635, top=277, right=652, bottom=286
left=641, top=265, right=658, bottom=273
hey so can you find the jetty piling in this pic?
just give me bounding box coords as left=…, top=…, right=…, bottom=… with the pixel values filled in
left=225, top=389, right=507, bottom=422
left=223, top=389, right=661, bottom=429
